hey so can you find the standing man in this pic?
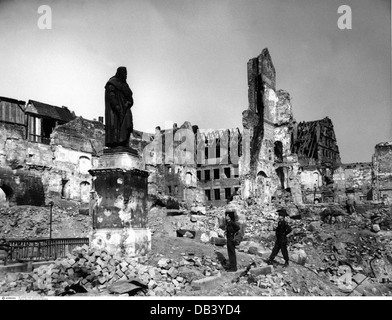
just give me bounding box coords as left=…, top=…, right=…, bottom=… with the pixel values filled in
left=346, top=197, right=356, bottom=214
left=225, top=209, right=240, bottom=272
left=267, top=208, right=292, bottom=267
left=105, top=66, right=134, bottom=148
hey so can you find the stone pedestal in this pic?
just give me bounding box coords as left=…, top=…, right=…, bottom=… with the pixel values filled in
left=89, top=148, right=151, bottom=257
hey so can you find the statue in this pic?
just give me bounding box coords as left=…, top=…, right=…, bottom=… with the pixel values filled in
left=104, top=66, right=134, bottom=148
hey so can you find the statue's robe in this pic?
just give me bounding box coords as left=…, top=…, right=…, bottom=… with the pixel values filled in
left=104, top=76, right=133, bottom=147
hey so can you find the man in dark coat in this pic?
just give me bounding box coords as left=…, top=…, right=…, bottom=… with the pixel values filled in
left=105, top=66, right=134, bottom=148
left=267, top=208, right=292, bottom=267
left=225, top=210, right=240, bottom=272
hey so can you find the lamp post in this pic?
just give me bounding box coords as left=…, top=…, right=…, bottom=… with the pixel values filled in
left=48, top=201, right=54, bottom=239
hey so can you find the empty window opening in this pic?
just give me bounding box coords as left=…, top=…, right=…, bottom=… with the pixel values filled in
left=214, top=189, right=220, bottom=200
left=225, top=188, right=231, bottom=199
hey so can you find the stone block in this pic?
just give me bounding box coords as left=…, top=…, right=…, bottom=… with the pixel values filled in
left=116, top=269, right=124, bottom=278
left=211, top=237, right=226, bottom=246
left=352, top=273, right=367, bottom=284
left=372, top=224, right=381, bottom=233
left=121, top=265, right=128, bottom=273
left=67, top=269, right=74, bottom=277
left=98, top=277, right=107, bottom=285
left=190, top=206, right=206, bottom=215
left=248, top=247, right=258, bottom=255
left=6, top=273, right=18, bottom=282
left=249, top=266, right=274, bottom=276
left=291, top=250, right=307, bottom=266
left=93, top=270, right=101, bottom=277
left=338, top=283, right=353, bottom=293
left=191, top=275, right=223, bottom=291
left=157, top=258, right=170, bottom=269
left=148, top=268, right=156, bottom=278
left=200, top=233, right=210, bottom=243
left=209, top=231, right=218, bottom=238
left=148, top=279, right=157, bottom=289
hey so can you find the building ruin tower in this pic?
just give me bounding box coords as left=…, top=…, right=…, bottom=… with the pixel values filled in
left=240, top=48, right=302, bottom=206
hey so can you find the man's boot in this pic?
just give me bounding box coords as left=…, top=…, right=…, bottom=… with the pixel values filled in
left=267, top=258, right=274, bottom=265
left=283, top=261, right=289, bottom=268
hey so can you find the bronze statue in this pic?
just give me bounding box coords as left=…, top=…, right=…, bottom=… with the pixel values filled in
left=104, top=66, right=134, bottom=148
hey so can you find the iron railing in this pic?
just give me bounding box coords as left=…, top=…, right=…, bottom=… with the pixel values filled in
left=6, top=238, right=89, bottom=263
left=28, top=134, right=50, bottom=145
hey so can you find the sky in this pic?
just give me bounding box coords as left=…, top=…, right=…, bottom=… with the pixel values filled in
left=0, top=0, right=390, bottom=163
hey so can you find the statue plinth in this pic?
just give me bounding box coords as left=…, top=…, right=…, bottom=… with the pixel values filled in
left=89, top=149, right=151, bottom=257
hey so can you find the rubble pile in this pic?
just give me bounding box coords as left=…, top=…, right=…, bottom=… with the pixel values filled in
left=0, top=205, right=91, bottom=239
left=1, top=200, right=392, bottom=297
left=0, top=244, right=226, bottom=297
left=0, top=244, right=158, bottom=296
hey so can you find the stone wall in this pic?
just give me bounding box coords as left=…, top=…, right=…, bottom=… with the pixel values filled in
left=372, top=141, right=392, bottom=202
left=135, top=123, right=205, bottom=208
left=0, top=117, right=104, bottom=207
left=239, top=48, right=302, bottom=206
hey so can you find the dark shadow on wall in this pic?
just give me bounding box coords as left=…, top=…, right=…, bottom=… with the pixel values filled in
left=14, top=176, right=46, bottom=206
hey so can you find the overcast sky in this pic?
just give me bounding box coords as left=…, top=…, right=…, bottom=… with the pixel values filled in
left=0, top=0, right=390, bottom=163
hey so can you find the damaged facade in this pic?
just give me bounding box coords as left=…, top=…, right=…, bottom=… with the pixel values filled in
left=196, top=128, right=242, bottom=207
left=135, top=123, right=205, bottom=208
left=0, top=97, right=104, bottom=208
left=291, top=117, right=342, bottom=203
left=239, top=48, right=302, bottom=207
left=372, top=141, right=392, bottom=203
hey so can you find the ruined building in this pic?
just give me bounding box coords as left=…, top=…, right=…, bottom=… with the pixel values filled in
left=240, top=48, right=302, bottom=206
left=292, top=117, right=341, bottom=168
left=196, top=128, right=242, bottom=207
left=136, top=123, right=205, bottom=208
left=0, top=96, right=104, bottom=208
left=372, top=140, right=392, bottom=202
left=291, top=117, right=342, bottom=203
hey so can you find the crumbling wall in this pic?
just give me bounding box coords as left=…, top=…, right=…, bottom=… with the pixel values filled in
left=0, top=122, right=47, bottom=206
left=372, top=141, right=392, bottom=201
left=239, top=48, right=302, bottom=206
left=51, top=116, right=104, bottom=154
left=0, top=117, right=104, bottom=207
left=139, top=122, right=205, bottom=207
left=293, top=117, right=341, bottom=167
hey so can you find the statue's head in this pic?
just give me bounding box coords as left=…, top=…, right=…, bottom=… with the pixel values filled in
left=116, top=66, right=127, bottom=82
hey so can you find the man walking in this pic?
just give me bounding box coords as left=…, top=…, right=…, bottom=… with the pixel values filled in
left=267, top=208, right=292, bottom=267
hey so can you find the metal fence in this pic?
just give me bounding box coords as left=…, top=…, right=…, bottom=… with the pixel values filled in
left=6, top=238, right=89, bottom=263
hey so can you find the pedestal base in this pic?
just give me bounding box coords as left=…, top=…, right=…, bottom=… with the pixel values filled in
left=98, top=150, right=142, bottom=170
left=90, top=227, right=151, bottom=257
